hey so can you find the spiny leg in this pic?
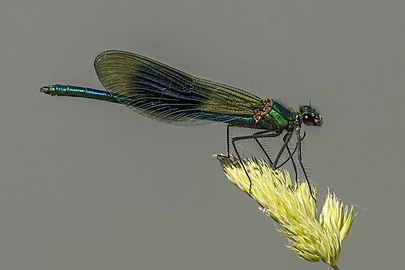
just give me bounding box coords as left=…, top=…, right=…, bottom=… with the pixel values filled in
left=226, top=124, right=231, bottom=158
left=273, top=132, right=293, bottom=169
left=274, top=138, right=299, bottom=170
left=228, top=128, right=313, bottom=199
left=274, top=131, right=307, bottom=181
left=296, top=129, right=316, bottom=202
left=252, top=130, right=276, bottom=166
left=224, top=124, right=275, bottom=164
left=285, top=144, right=299, bottom=185
left=216, top=125, right=235, bottom=160
left=231, top=131, right=282, bottom=194
left=231, top=138, right=254, bottom=196
left=285, top=131, right=306, bottom=185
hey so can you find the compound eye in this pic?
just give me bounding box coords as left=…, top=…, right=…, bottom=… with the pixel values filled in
left=303, top=114, right=315, bottom=126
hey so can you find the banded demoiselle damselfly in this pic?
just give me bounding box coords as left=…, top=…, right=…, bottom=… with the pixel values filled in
left=41, top=50, right=323, bottom=196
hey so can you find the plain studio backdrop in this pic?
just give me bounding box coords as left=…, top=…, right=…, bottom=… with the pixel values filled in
left=0, top=1, right=404, bottom=269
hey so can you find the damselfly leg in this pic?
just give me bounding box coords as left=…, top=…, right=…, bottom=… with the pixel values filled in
left=296, top=129, right=316, bottom=201
left=230, top=131, right=282, bottom=195
left=223, top=126, right=295, bottom=195
left=222, top=125, right=315, bottom=201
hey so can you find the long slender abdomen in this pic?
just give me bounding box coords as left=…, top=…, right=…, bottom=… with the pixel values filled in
left=40, top=84, right=121, bottom=104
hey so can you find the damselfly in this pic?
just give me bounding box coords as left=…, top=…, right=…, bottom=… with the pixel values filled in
left=41, top=50, right=323, bottom=196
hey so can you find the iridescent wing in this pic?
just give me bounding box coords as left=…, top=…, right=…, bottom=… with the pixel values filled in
left=94, top=50, right=261, bottom=126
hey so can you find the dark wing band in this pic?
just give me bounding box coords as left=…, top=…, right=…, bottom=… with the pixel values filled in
left=94, top=50, right=261, bottom=126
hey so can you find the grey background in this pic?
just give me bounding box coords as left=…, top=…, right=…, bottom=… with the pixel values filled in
left=1, top=0, right=404, bottom=269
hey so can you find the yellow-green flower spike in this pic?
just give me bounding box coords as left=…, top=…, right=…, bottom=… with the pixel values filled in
left=216, top=155, right=355, bottom=270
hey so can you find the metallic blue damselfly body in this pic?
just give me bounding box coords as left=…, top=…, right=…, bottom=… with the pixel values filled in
left=41, top=50, right=323, bottom=196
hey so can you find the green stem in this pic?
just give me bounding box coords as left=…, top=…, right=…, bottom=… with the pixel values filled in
left=331, top=265, right=340, bottom=270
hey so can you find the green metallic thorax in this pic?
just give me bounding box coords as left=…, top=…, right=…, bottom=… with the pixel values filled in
left=270, top=100, right=295, bottom=130
left=227, top=99, right=295, bottom=131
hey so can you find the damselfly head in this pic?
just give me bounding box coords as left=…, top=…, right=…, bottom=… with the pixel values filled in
left=299, top=105, right=323, bottom=127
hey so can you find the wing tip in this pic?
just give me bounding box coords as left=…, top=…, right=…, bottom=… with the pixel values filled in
left=94, top=49, right=136, bottom=69
left=94, top=49, right=125, bottom=67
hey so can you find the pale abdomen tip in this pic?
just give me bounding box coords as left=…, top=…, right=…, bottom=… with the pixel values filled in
left=40, top=86, right=50, bottom=94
